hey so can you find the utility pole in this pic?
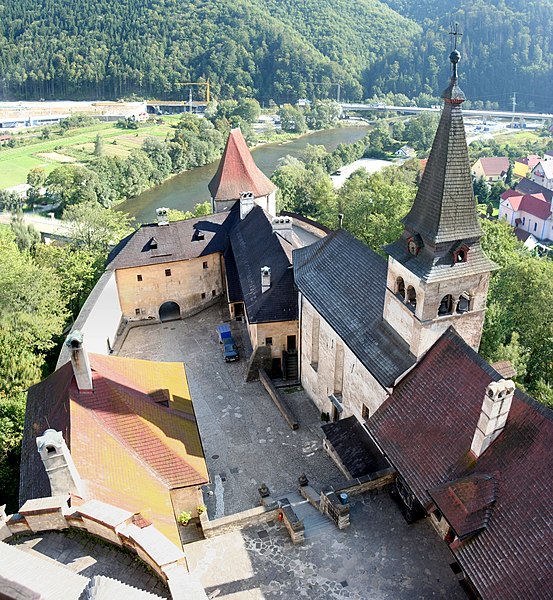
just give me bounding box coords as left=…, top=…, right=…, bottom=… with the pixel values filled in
left=188, top=88, right=193, bottom=113
left=511, top=92, right=516, bottom=128
left=336, top=83, right=341, bottom=103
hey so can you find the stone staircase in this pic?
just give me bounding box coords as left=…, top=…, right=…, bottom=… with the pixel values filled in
left=81, top=575, right=166, bottom=599
left=278, top=491, right=335, bottom=541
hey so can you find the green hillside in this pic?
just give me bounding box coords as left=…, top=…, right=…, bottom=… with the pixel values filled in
left=1, top=0, right=553, bottom=109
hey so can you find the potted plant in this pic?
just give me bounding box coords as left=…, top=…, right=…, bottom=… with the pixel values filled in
left=178, top=510, right=192, bottom=526
left=196, top=504, right=206, bottom=515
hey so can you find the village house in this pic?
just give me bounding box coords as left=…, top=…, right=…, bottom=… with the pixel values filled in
left=499, top=188, right=553, bottom=243
left=512, top=153, right=540, bottom=179
left=529, top=158, right=553, bottom=190
left=471, top=156, right=509, bottom=182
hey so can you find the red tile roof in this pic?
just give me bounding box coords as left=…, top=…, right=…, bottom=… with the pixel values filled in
left=474, top=157, right=509, bottom=176
left=368, top=329, right=553, bottom=600
left=21, top=354, right=208, bottom=547
left=502, top=190, right=551, bottom=220
left=515, top=154, right=540, bottom=168
left=208, top=128, right=276, bottom=201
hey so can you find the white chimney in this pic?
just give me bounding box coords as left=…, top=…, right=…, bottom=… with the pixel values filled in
left=156, top=207, right=169, bottom=226
left=240, top=191, right=255, bottom=220
left=65, top=331, right=93, bottom=391
left=272, top=216, right=294, bottom=244
left=471, top=379, right=515, bottom=458
left=36, top=429, right=86, bottom=499
left=261, top=266, right=271, bottom=293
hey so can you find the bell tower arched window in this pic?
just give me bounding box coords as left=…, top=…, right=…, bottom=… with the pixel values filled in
left=396, top=277, right=405, bottom=300
left=406, top=286, right=416, bottom=310
left=456, top=292, right=471, bottom=314
left=438, top=294, right=453, bottom=316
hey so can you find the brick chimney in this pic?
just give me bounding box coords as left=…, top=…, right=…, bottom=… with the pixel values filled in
left=272, top=216, right=294, bottom=244
left=36, top=429, right=86, bottom=498
left=261, top=266, right=271, bottom=293
left=471, top=379, right=515, bottom=458
left=239, top=191, right=255, bottom=220
left=65, top=331, right=93, bottom=391
left=156, top=207, right=169, bottom=226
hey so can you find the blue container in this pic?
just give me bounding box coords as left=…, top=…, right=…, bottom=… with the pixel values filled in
left=339, top=493, right=349, bottom=505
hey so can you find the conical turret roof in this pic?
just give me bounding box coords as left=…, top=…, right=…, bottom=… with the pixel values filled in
left=208, top=128, right=276, bottom=202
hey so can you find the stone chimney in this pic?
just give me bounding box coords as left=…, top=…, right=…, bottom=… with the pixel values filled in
left=36, top=429, right=86, bottom=499
left=156, top=207, right=169, bottom=226
left=239, top=191, right=255, bottom=220
left=272, top=216, right=294, bottom=244
left=261, top=266, right=271, bottom=293
left=65, top=331, right=93, bottom=391
left=471, top=379, right=515, bottom=458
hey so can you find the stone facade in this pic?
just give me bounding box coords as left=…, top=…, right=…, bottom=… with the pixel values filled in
left=383, top=256, right=491, bottom=359
left=115, top=253, right=224, bottom=321
left=247, top=319, right=299, bottom=359
left=300, top=296, right=389, bottom=421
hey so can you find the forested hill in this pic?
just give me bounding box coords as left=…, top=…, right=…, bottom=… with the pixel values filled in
left=1, top=0, right=553, bottom=110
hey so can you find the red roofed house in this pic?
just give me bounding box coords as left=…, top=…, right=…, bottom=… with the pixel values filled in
left=208, top=127, right=277, bottom=218
left=368, top=329, right=553, bottom=600
left=499, top=188, right=553, bottom=243
left=471, top=156, right=509, bottom=182
left=20, top=331, right=208, bottom=549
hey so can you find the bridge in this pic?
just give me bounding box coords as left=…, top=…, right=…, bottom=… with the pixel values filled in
left=0, top=211, right=72, bottom=243
left=340, top=103, right=553, bottom=122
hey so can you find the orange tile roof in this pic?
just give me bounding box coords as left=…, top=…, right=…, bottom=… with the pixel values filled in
left=22, top=354, right=208, bottom=548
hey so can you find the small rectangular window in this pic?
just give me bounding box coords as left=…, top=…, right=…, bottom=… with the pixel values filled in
left=212, top=289, right=216, bottom=297
left=534, top=222, right=537, bottom=232
left=135, top=308, right=141, bottom=315
left=165, top=269, right=171, bottom=277
left=137, top=274, right=142, bottom=282
left=203, top=261, right=208, bottom=269
left=362, top=404, right=370, bottom=420
left=265, top=337, right=273, bottom=345
left=201, top=292, right=206, bottom=299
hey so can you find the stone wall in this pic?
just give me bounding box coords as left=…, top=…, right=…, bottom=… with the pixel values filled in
left=247, top=319, right=299, bottom=359
left=334, top=468, right=396, bottom=496
left=0, top=498, right=207, bottom=600
left=115, top=253, right=224, bottom=321
left=199, top=505, right=279, bottom=539
left=299, top=296, right=389, bottom=420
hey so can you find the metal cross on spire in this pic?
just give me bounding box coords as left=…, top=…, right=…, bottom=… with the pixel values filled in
left=449, top=22, right=463, bottom=50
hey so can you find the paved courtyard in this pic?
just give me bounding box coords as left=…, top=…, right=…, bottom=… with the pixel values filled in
left=8, top=529, right=169, bottom=597
left=119, top=304, right=467, bottom=599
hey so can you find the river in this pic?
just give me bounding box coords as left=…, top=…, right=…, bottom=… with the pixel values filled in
left=118, top=126, right=369, bottom=223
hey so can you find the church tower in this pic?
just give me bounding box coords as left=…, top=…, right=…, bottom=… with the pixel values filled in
left=383, top=46, right=497, bottom=359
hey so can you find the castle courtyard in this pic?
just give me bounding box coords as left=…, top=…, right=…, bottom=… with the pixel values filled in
left=118, top=304, right=466, bottom=599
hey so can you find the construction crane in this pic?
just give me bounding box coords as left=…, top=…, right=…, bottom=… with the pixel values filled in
left=174, top=81, right=211, bottom=103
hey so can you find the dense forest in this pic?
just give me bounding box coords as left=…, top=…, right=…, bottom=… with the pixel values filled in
left=1, top=0, right=553, bottom=109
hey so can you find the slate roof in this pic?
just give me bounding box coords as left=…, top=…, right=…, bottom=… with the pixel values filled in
left=402, top=98, right=482, bottom=245
left=472, top=157, right=509, bottom=177
left=208, top=128, right=276, bottom=201
left=20, top=355, right=208, bottom=547
left=515, top=177, right=553, bottom=203
left=321, top=416, right=390, bottom=478
left=229, top=206, right=298, bottom=323
left=293, top=230, right=415, bottom=388
left=107, top=209, right=236, bottom=270
left=368, top=328, right=553, bottom=600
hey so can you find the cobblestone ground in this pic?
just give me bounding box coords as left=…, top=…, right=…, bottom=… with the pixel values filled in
left=187, top=493, right=466, bottom=600
left=120, top=303, right=345, bottom=518
left=9, top=529, right=170, bottom=598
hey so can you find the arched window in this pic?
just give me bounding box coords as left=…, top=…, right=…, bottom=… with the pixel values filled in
left=457, top=292, right=471, bottom=314
left=438, top=295, right=453, bottom=316
left=406, top=286, right=416, bottom=309
left=396, top=277, right=405, bottom=300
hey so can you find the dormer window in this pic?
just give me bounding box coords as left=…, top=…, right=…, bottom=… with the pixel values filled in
left=407, top=235, right=422, bottom=256
left=149, top=237, right=158, bottom=250
left=451, top=243, right=469, bottom=264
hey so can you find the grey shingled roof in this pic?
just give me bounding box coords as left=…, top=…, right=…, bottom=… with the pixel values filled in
left=293, top=230, right=415, bottom=389
left=515, top=177, right=553, bottom=203
left=229, top=206, right=297, bottom=324
left=402, top=100, right=482, bottom=245
left=107, top=210, right=237, bottom=270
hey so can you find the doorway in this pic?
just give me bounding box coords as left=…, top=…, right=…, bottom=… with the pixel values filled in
left=159, top=301, right=181, bottom=322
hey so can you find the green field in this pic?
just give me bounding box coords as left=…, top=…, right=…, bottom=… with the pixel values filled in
left=0, top=120, right=176, bottom=189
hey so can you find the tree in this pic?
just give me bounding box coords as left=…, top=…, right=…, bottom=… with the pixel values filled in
left=0, top=190, right=23, bottom=212
left=26, top=167, right=46, bottom=206
left=45, top=165, right=101, bottom=208
left=473, top=176, right=490, bottom=204
left=94, top=133, right=104, bottom=157
left=404, top=113, right=439, bottom=152
left=10, top=212, right=41, bottom=253
left=278, top=106, right=307, bottom=134
left=62, top=201, right=135, bottom=255
left=304, top=100, right=341, bottom=130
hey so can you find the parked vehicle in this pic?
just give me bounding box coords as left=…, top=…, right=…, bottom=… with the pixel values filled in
left=222, top=337, right=239, bottom=362
left=216, top=323, right=232, bottom=344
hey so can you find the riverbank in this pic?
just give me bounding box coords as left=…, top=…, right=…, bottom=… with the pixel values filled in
left=118, top=124, right=370, bottom=223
